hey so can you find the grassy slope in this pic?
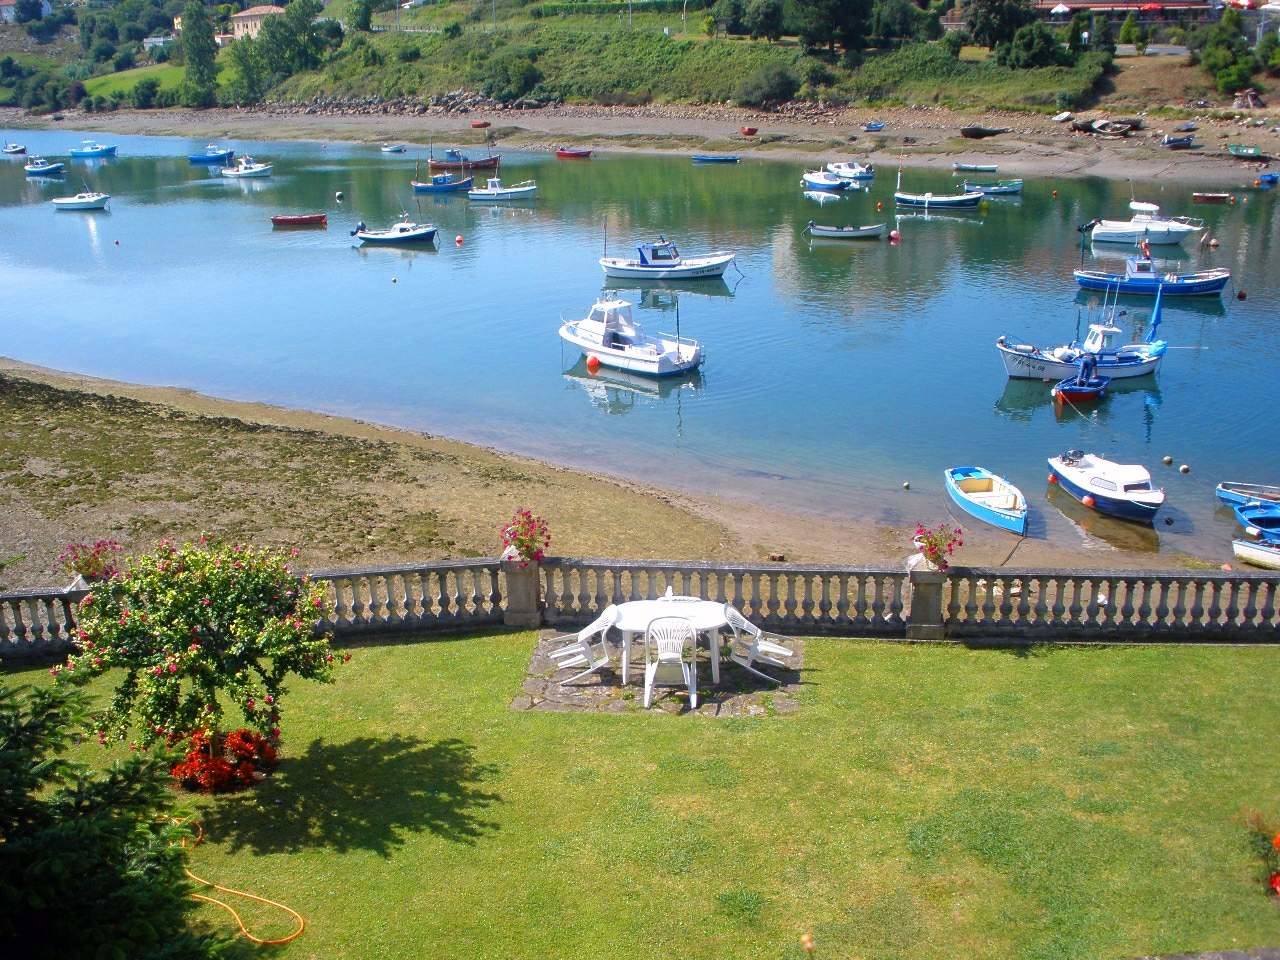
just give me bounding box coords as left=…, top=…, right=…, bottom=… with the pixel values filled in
left=12, top=637, right=1280, bottom=958
left=82, top=51, right=237, bottom=98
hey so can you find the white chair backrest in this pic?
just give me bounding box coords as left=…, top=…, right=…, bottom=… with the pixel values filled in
left=723, top=604, right=760, bottom=638
left=645, top=616, right=695, bottom=662
left=579, top=604, right=618, bottom=642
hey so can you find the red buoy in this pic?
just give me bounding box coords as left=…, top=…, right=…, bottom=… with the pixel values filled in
left=455, top=234, right=464, bottom=245
left=1052, top=190, right=1058, bottom=199
left=875, top=201, right=883, bottom=212
left=888, top=229, right=900, bottom=243
left=1237, top=289, right=1247, bottom=300
left=1047, top=473, right=1057, bottom=484
left=586, top=355, right=601, bottom=373
left=1082, top=495, right=1096, bottom=508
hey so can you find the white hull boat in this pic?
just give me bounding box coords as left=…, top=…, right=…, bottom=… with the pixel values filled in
left=468, top=177, right=537, bottom=200
left=51, top=191, right=110, bottom=210
left=1047, top=450, right=1165, bottom=523
left=825, top=160, right=875, bottom=180
left=805, top=220, right=885, bottom=239
left=600, top=237, right=734, bottom=280
left=380, top=143, right=407, bottom=153
left=801, top=169, right=848, bottom=190
left=558, top=298, right=702, bottom=377
left=1089, top=201, right=1202, bottom=245
left=1233, top=538, right=1280, bottom=570
left=351, top=217, right=437, bottom=244
left=222, top=156, right=273, bottom=178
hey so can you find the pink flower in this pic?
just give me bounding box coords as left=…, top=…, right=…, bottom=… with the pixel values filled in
left=168, top=662, right=177, bottom=673
left=290, top=547, right=300, bottom=558
left=311, top=596, right=322, bottom=609
left=201, top=597, right=211, bottom=607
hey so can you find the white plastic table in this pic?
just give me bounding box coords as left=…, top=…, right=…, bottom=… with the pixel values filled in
left=612, top=598, right=727, bottom=685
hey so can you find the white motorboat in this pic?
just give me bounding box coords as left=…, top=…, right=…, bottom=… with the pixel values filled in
left=380, top=143, right=407, bottom=153
left=599, top=237, right=735, bottom=280
left=467, top=176, right=537, bottom=200
left=558, top=298, right=703, bottom=377
left=801, top=169, right=848, bottom=191
left=51, top=191, right=110, bottom=210
left=805, top=220, right=885, bottom=239
left=221, top=156, right=273, bottom=178
left=2, top=142, right=26, bottom=155
left=1089, top=201, right=1202, bottom=245
left=1232, top=538, right=1280, bottom=570
left=351, top=216, right=437, bottom=244
left=825, top=160, right=875, bottom=180
left=1047, top=450, right=1165, bottom=523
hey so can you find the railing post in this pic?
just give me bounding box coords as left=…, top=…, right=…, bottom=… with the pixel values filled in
left=503, top=560, right=542, bottom=628
left=907, top=570, right=946, bottom=640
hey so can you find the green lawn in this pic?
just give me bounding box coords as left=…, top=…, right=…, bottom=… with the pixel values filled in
left=10, top=636, right=1280, bottom=958
left=82, top=54, right=236, bottom=99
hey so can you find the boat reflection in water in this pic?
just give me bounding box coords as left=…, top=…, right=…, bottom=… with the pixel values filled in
left=1071, top=286, right=1226, bottom=317
left=1044, top=485, right=1162, bottom=553
left=561, top=357, right=703, bottom=417
left=993, top=379, right=1162, bottom=425
left=602, top=276, right=736, bottom=303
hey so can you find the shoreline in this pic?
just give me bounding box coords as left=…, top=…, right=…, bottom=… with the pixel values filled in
left=0, top=357, right=1213, bottom=590
left=4, top=102, right=1277, bottom=185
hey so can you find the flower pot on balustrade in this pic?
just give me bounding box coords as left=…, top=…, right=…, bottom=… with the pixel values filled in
left=501, top=559, right=543, bottom=628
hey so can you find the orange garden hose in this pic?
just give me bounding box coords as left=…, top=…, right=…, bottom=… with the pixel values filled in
left=175, top=818, right=307, bottom=946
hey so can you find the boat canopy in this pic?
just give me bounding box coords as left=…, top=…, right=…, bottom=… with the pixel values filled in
left=1129, top=257, right=1155, bottom=276
left=581, top=299, right=641, bottom=345
left=1080, top=323, right=1123, bottom=353
left=1129, top=201, right=1161, bottom=214
left=637, top=240, right=681, bottom=266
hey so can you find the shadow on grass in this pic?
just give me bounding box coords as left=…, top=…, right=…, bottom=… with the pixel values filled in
left=201, top=735, right=501, bottom=857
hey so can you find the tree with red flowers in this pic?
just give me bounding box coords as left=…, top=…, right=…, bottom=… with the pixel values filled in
left=58, top=539, right=341, bottom=752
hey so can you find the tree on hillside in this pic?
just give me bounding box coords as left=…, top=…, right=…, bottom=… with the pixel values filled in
left=1093, top=15, right=1115, bottom=54
left=227, top=35, right=269, bottom=103
left=1196, top=8, right=1256, bottom=93
left=1118, top=11, right=1138, bottom=44
left=743, top=0, right=783, bottom=41
left=179, top=0, right=218, bottom=107
left=1066, top=12, right=1088, bottom=55
left=14, top=0, right=43, bottom=23
left=351, top=0, right=372, bottom=32
left=965, top=0, right=1033, bottom=48
left=996, top=20, right=1065, bottom=68
left=794, top=0, right=873, bottom=54
left=257, top=0, right=324, bottom=80
left=870, top=0, right=916, bottom=44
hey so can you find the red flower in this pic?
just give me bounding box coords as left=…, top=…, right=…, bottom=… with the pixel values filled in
left=1272, top=832, right=1280, bottom=852
left=1270, top=872, right=1280, bottom=895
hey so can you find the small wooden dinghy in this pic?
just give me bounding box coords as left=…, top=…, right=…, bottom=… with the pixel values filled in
left=1161, top=134, right=1195, bottom=150
left=944, top=466, right=1028, bottom=535
left=1192, top=192, right=1232, bottom=204
left=952, top=162, right=998, bottom=173
left=1228, top=143, right=1263, bottom=158
left=271, top=213, right=327, bottom=227
left=1233, top=538, right=1280, bottom=570
left=1051, top=373, right=1110, bottom=403
left=1216, top=482, right=1280, bottom=507
left=1235, top=504, right=1280, bottom=543
left=555, top=146, right=593, bottom=159
left=863, top=120, right=885, bottom=132
left=805, top=220, right=885, bottom=239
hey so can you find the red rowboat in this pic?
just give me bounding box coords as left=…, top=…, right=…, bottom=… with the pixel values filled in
left=555, top=147, right=593, bottom=159
left=471, top=119, right=490, bottom=129
left=271, top=213, right=327, bottom=227
left=740, top=126, right=758, bottom=136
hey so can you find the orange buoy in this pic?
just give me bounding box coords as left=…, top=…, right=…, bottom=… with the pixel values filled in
left=586, top=355, right=601, bottom=373
left=1052, top=189, right=1058, bottom=199
left=876, top=200, right=883, bottom=211
left=1047, top=473, right=1057, bottom=484
left=1082, top=495, right=1096, bottom=508
left=1230, top=194, right=1238, bottom=204
left=1222, top=563, right=1233, bottom=572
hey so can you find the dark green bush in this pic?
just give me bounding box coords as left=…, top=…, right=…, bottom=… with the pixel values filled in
left=735, top=60, right=798, bottom=105
left=131, top=76, right=160, bottom=107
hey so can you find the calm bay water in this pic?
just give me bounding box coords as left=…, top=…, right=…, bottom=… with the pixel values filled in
left=2, top=129, right=1277, bottom=560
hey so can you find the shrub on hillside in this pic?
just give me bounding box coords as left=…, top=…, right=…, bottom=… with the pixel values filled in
left=131, top=76, right=160, bottom=108
left=482, top=48, right=542, bottom=101
left=996, top=21, right=1068, bottom=69
left=735, top=61, right=798, bottom=105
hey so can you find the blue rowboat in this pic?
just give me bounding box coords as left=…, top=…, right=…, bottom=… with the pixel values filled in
left=1074, top=256, right=1230, bottom=297
left=1215, top=481, right=1280, bottom=507
left=1234, top=504, right=1280, bottom=543
left=1050, top=356, right=1110, bottom=402
left=411, top=173, right=473, bottom=193
left=1047, top=450, right=1165, bottom=524
left=1161, top=134, right=1195, bottom=150
left=894, top=189, right=983, bottom=208
left=69, top=140, right=117, bottom=158
left=961, top=179, right=1023, bottom=195
left=863, top=120, right=886, bottom=132
left=691, top=155, right=739, bottom=164
left=944, top=466, right=1028, bottom=535
left=1259, top=172, right=1279, bottom=185
left=189, top=145, right=234, bottom=164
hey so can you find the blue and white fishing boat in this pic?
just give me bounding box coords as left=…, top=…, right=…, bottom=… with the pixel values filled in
left=599, top=237, right=735, bottom=280
left=894, top=170, right=983, bottom=208
left=826, top=160, right=875, bottom=180
left=188, top=144, right=234, bottom=164
left=351, top=215, right=437, bottom=245
left=944, top=466, right=1028, bottom=535
left=468, top=176, right=537, bottom=201
left=1259, top=172, right=1279, bottom=186
left=1047, top=450, right=1165, bottom=524
left=691, top=154, right=739, bottom=164
left=380, top=143, right=407, bottom=153
left=23, top=157, right=64, bottom=176
left=802, top=169, right=848, bottom=191
left=1074, top=255, right=1229, bottom=297
left=69, top=140, right=117, bottom=158
left=961, top=179, right=1023, bottom=195
left=1215, top=482, right=1280, bottom=507
left=410, top=172, right=473, bottom=193
left=996, top=286, right=1168, bottom=380
left=1234, top=503, right=1280, bottom=543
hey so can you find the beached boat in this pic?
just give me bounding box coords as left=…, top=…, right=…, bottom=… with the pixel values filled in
left=1052, top=111, right=1073, bottom=123
left=1161, top=134, right=1195, bottom=149
left=351, top=216, right=437, bottom=245
left=50, top=191, right=110, bottom=210
left=470, top=120, right=490, bottom=129
left=221, top=156, right=273, bottom=178
left=1259, top=172, right=1279, bottom=185
left=960, top=126, right=1009, bottom=139
left=802, top=169, right=848, bottom=191
left=427, top=148, right=500, bottom=171
left=3, top=142, right=26, bottom=155
left=805, top=220, right=885, bottom=239
left=961, top=178, right=1023, bottom=195
left=1047, top=450, right=1165, bottom=523
left=271, top=213, right=327, bottom=227
left=1073, top=255, right=1229, bottom=297
left=863, top=120, right=885, bottom=132
left=468, top=176, right=537, bottom=201
left=410, top=172, right=473, bottom=193
left=380, top=143, right=406, bottom=153
left=1233, top=538, right=1280, bottom=570
left=997, top=287, right=1167, bottom=380
left=1228, top=143, right=1264, bottom=158
left=600, top=237, right=735, bottom=280
left=558, top=298, right=703, bottom=377
left=952, top=162, right=998, bottom=173
left=1088, top=201, right=1202, bottom=245
left=1235, top=504, right=1280, bottom=543
left=69, top=140, right=117, bottom=158
left=691, top=154, right=739, bottom=163
left=826, top=160, right=875, bottom=180
left=1216, top=482, right=1280, bottom=507
left=555, top=146, right=593, bottom=159
left=188, top=144, right=234, bottom=164
left=944, top=466, right=1028, bottom=535
left=23, top=158, right=64, bottom=176
left=1192, top=192, right=1232, bottom=203
left=1091, top=119, right=1133, bottom=137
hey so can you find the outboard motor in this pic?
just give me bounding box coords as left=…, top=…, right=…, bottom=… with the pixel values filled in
left=350, top=221, right=365, bottom=237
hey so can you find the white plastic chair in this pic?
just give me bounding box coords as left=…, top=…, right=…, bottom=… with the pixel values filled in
left=546, top=605, right=619, bottom=686
left=723, top=604, right=794, bottom=685
left=643, top=616, right=697, bottom=709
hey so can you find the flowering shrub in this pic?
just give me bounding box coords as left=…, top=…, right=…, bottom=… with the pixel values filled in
left=170, top=728, right=279, bottom=793
left=500, top=508, right=551, bottom=568
left=913, top=523, right=964, bottom=572
left=58, top=539, right=124, bottom=582
left=1245, top=811, right=1280, bottom=896
left=58, top=539, right=342, bottom=751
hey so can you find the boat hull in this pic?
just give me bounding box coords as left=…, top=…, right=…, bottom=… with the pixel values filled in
left=222, top=165, right=272, bottom=178
left=69, top=146, right=117, bottom=158
left=411, top=176, right=473, bottom=193
left=952, top=163, right=997, bottom=173
left=1073, top=269, right=1229, bottom=296
left=272, top=213, right=327, bottom=227
left=467, top=186, right=538, bottom=201
left=1091, top=223, right=1197, bottom=244
left=691, top=155, right=739, bottom=163
left=52, top=195, right=109, bottom=210
left=961, top=180, right=1023, bottom=195
left=805, top=222, right=885, bottom=239
left=996, top=340, right=1163, bottom=380
left=25, top=163, right=64, bottom=176
left=428, top=156, right=499, bottom=171
left=894, top=191, right=983, bottom=208
left=600, top=252, right=734, bottom=280
left=555, top=148, right=592, bottom=159
left=355, top=227, right=437, bottom=244
left=189, top=150, right=233, bottom=164
left=1233, top=539, right=1280, bottom=570
left=1051, top=376, right=1109, bottom=402
left=1216, top=482, right=1280, bottom=507
left=1048, top=461, right=1161, bottom=524
left=944, top=467, right=1028, bottom=535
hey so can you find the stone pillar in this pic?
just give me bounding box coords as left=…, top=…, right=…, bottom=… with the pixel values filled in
left=502, top=560, right=542, bottom=628
left=907, top=569, right=946, bottom=641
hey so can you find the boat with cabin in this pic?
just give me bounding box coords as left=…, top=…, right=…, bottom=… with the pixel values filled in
left=802, top=169, right=848, bottom=191
left=1047, top=450, right=1165, bottom=523
left=804, top=220, right=885, bottom=239
left=944, top=466, right=1028, bottom=535
left=961, top=179, right=1023, bottom=195
left=1216, top=482, right=1280, bottom=507
left=826, top=160, right=875, bottom=180
left=410, top=172, right=473, bottom=193
left=351, top=216, right=437, bottom=245
left=558, top=298, right=703, bottom=377
left=428, top=147, right=500, bottom=171
left=1073, top=255, right=1229, bottom=296
left=221, top=156, right=273, bottom=178
left=600, top=237, right=735, bottom=280
left=189, top=144, right=234, bottom=164
left=467, top=176, right=537, bottom=201
left=1233, top=538, right=1280, bottom=570
left=51, top=191, right=110, bottom=210
left=1235, top=504, right=1280, bottom=543
left=1088, top=201, right=1202, bottom=245
left=69, top=140, right=117, bottom=158
left=3, top=142, right=26, bottom=155
left=23, top=157, right=64, bottom=176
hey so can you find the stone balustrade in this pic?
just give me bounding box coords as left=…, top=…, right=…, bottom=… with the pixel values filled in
left=1, top=558, right=1276, bottom=660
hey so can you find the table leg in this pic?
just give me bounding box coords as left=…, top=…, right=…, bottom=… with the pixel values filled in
left=710, top=629, right=721, bottom=685
left=622, top=630, right=633, bottom=685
